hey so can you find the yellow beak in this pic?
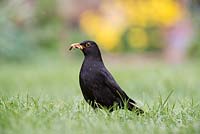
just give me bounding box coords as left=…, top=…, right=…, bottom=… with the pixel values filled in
left=69, top=43, right=84, bottom=50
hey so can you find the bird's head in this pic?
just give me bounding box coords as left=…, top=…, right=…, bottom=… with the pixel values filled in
left=69, top=40, right=102, bottom=59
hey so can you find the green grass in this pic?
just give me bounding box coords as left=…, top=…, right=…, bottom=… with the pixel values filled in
left=0, top=56, right=200, bottom=134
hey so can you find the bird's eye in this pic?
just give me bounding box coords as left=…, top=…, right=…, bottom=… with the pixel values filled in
left=86, top=43, right=91, bottom=47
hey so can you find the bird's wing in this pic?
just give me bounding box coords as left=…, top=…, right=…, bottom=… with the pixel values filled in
left=100, top=68, right=136, bottom=104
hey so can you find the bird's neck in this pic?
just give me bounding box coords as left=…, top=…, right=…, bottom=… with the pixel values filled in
left=82, top=55, right=104, bottom=69
left=84, top=53, right=103, bottom=63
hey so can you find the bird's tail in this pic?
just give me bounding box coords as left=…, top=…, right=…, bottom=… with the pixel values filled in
left=127, top=100, right=144, bottom=115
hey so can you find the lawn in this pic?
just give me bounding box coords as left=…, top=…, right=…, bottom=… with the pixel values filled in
left=0, top=55, right=200, bottom=134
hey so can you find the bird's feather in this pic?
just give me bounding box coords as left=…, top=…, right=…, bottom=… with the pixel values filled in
left=71, top=40, right=144, bottom=114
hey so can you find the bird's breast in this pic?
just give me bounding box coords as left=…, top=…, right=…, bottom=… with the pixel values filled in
left=80, top=66, right=96, bottom=82
left=80, top=64, right=101, bottom=84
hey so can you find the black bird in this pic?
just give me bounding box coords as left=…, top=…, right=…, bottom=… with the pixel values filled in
left=69, top=40, right=144, bottom=114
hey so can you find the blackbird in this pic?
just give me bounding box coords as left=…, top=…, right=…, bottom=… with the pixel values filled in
left=69, top=40, right=144, bottom=114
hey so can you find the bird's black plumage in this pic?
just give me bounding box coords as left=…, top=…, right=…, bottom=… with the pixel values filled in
left=70, top=40, right=144, bottom=114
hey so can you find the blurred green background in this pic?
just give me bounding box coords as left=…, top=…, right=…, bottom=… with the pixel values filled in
left=0, top=0, right=200, bottom=62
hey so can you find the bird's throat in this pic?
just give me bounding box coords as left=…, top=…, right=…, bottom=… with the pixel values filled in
left=84, top=54, right=103, bottom=62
